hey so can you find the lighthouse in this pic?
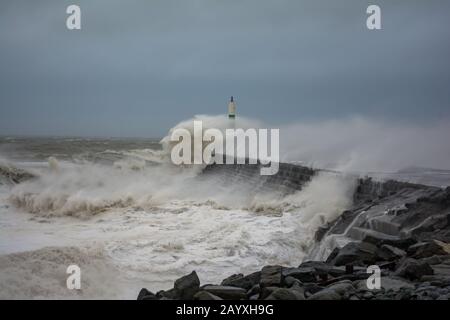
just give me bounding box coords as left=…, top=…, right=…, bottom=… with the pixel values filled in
left=228, top=96, right=236, bottom=119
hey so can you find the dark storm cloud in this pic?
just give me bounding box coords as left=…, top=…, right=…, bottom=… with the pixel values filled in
left=0, top=0, right=449, bottom=137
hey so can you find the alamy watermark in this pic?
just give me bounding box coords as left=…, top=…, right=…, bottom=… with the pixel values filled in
left=66, top=264, right=81, bottom=290
left=366, top=265, right=381, bottom=290
left=170, top=121, right=280, bottom=175
left=66, top=4, right=381, bottom=31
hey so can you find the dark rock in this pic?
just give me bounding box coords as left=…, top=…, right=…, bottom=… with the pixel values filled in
left=329, top=241, right=379, bottom=266
left=246, top=284, right=260, bottom=297
left=362, top=291, right=374, bottom=300
left=395, top=258, right=434, bottom=280
left=302, top=283, right=325, bottom=295
left=377, top=244, right=406, bottom=261
left=315, top=225, right=330, bottom=242
left=407, top=241, right=450, bottom=259
left=282, top=267, right=316, bottom=283
left=325, top=248, right=340, bottom=264
left=193, top=291, right=223, bottom=300
left=156, top=288, right=177, bottom=300
left=410, top=214, right=450, bottom=236
left=283, top=276, right=301, bottom=288
left=378, top=261, right=397, bottom=271
left=174, top=271, right=200, bottom=300
left=260, top=265, right=282, bottom=288
left=259, top=286, right=279, bottom=300
left=420, top=275, right=450, bottom=287
left=203, top=285, right=247, bottom=300
left=421, top=255, right=450, bottom=265
left=307, top=280, right=354, bottom=300
left=221, top=272, right=260, bottom=291
left=345, top=264, right=354, bottom=274
left=326, top=280, right=355, bottom=295
left=137, top=288, right=157, bottom=300
left=265, top=285, right=305, bottom=300
left=299, top=261, right=346, bottom=278
left=307, top=290, right=341, bottom=300
left=308, top=290, right=342, bottom=300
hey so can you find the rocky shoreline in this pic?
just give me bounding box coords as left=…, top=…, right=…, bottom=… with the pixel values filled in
left=138, top=172, right=450, bottom=300
left=138, top=236, right=450, bottom=300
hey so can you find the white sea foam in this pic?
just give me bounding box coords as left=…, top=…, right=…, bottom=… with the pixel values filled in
left=0, top=154, right=355, bottom=298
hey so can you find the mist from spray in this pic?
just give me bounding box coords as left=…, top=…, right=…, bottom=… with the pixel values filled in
left=2, top=113, right=449, bottom=299
left=279, top=116, right=450, bottom=173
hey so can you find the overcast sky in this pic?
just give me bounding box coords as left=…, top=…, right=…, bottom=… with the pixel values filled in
left=0, top=0, right=449, bottom=137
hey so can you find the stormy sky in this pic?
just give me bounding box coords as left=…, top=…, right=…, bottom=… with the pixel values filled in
left=0, top=0, right=449, bottom=138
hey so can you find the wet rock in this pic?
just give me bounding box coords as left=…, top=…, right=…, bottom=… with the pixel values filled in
left=247, top=284, right=260, bottom=297
left=362, top=291, right=374, bottom=299
left=329, top=241, right=379, bottom=266
left=315, top=225, right=330, bottom=242
left=408, top=241, right=450, bottom=259
left=436, top=293, right=450, bottom=300
left=174, top=271, right=200, bottom=300
left=299, top=261, right=346, bottom=278
left=420, top=275, right=450, bottom=287
left=432, top=262, right=450, bottom=277
left=137, top=288, right=157, bottom=300
left=265, top=285, right=305, bottom=300
left=194, top=291, right=223, bottom=300
left=156, top=288, right=176, bottom=300
left=395, top=258, right=434, bottom=280
left=260, top=265, right=282, bottom=288
left=282, top=267, right=316, bottom=283
left=302, top=283, right=324, bottom=296
left=325, top=247, right=340, bottom=264
left=307, top=290, right=341, bottom=300
left=283, top=276, right=301, bottom=288
left=221, top=272, right=261, bottom=291
left=259, top=287, right=279, bottom=300
left=326, top=280, right=355, bottom=296
left=203, top=285, right=247, bottom=300
left=377, top=244, right=406, bottom=261
left=421, top=255, right=450, bottom=265
left=394, top=289, right=413, bottom=300
left=307, top=280, right=354, bottom=300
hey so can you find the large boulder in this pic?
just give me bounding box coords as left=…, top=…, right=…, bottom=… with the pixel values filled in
left=377, top=244, right=406, bottom=261
left=259, top=287, right=279, bottom=300
left=265, top=284, right=305, bottom=300
left=282, top=267, right=316, bottom=283
left=203, top=285, right=247, bottom=300
left=307, top=280, right=354, bottom=300
left=194, top=291, right=223, bottom=300
left=260, top=266, right=283, bottom=288
left=395, top=258, right=434, bottom=280
left=221, top=272, right=261, bottom=291
left=407, top=241, right=450, bottom=259
left=329, top=242, right=379, bottom=266
left=298, top=261, right=346, bottom=278
left=137, top=288, right=158, bottom=300
left=174, top=271, right=200, bottom=299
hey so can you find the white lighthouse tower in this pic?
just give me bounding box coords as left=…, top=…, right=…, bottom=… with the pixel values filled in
left=228, top=96, right=236, bottom=119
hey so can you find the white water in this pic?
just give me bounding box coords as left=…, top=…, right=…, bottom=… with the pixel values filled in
left=0, top=150, right=355, bottom=299
left=3, top=114, right=450, bottom=299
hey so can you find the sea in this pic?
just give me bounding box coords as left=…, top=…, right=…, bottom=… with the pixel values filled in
left=1, top=135, right=449, bottom=299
